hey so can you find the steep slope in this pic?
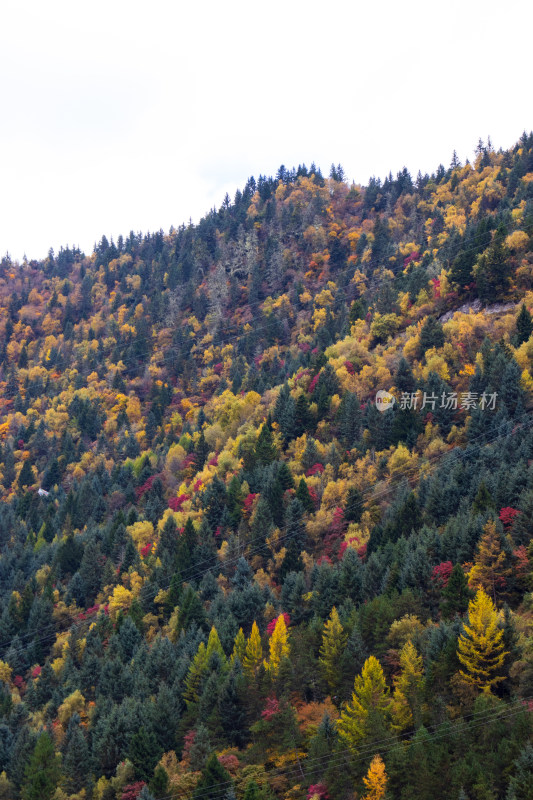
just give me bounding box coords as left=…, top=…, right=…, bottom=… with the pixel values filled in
left=0, top=136, right=533, bottom=799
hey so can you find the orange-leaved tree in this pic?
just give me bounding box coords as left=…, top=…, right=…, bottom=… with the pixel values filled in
left=362, top=754, right=388, bottom=800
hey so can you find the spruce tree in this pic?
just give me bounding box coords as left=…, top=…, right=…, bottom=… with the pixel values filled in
left=153, top=684, right=180, bottom=752
left=195, top=429, right=209, bottom=469
left=440, top=564, right=474, bottom=619
left=506, top=742, right=533, bottom=800
left=515, top=303, right=533, bottom=346
left=418, top=316, right=444, bottom=357
left=78, top=539, right=102, bottom=604
left=62, top=713, right=89, bottom=793
left=255, top=419, right=277, bottom=466
left=250, top=497, right=273, bottom=550
left=149, top=765, right=169, bottom=799
left=294, top=393, right=311, bottom=437
left=2, top=447, right=15, bottom=488
left=218, top=666, right=248, bottom=747
left=472, top=481, right=494, bottom=516
left=21, top=732, right=60, bottom=800
left=226, top=475, right=244, bottom=529
left=129, top=726, right=162, bottom=782
left=189, top=724, right=212, bottom=771
left=193, top=753, right=232, bottom=800
left=9, top=727, right=36, bottom=791
left=296, top=478, right=315, bottom=513
left=285, top=498, right=306, bottom=549
left=18, top=459, right=34, bottom=490
left=176, top=585, right=207, bottom=635
left=345, top=486, right=364, bottom=523
left=177, top=518, right=198, bottom=575
left=158, top=514, right=179, bottom=560
left=279, top=538, right=304, bottom=582
left=340, top=624, right=368, bottom=697
left=203, top=476, right=228, bottom=531
left=337, top=391, right=362, bottom=449
left=138, top=787, right=156, bottom=800
left=302, top=437, right=321, bottom=471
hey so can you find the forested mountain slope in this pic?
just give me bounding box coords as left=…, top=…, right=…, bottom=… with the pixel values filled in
left=1, top=136, right=533, bottom=799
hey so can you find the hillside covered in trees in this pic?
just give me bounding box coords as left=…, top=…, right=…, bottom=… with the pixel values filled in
left=1, top=134, right=533, bottom=800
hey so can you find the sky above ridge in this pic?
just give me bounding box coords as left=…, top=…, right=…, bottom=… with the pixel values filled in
left=0, top=0, right=531, bottom=260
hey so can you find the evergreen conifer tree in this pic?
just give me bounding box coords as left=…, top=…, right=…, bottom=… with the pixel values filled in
left=21, top=732, right=60, bottom=800
left=62, top=712, right=89, bottom=793
left=193, top=753, right=232, bottom=800
left=515, top=303, right=533, bottom=346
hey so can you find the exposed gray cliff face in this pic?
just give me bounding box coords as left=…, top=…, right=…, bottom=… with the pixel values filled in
left=439, top=300, right=516, bottom=324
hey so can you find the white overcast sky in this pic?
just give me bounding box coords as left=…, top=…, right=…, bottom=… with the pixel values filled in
left=0, top=0, right=531, bottom=261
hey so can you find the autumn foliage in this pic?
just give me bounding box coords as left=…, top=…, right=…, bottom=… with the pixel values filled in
left=0, top=136, right=532, bottom=799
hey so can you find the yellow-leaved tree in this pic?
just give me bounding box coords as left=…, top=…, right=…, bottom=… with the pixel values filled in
left=362, top=754, right=388, bottom=800
left=468, top=519, right=511, bottom=603
left=184, top=625, right=227, bottom=704
left=391, top=640, right=424, bottom=731
left=264, top=614, right=290, bottom=677
left=231, top=628, right=246, bottom=665
left=0, top=661, right=12, bottom=684
left=319, top=606, right=347, bottom=694
left=58, top=689, right=85, bottom=726
left=457, top=589, right=508, bottom=693
left=337, top=656, right=392, bottom=751
left=127, top=520, right=154, bottom=552
left=183, top=642, right=208, bottom=703
left=243, top=621, right=263, bottom=677
left=108, top=585, right=133, bottom=620
left=206, top=625, right=227, bottom=670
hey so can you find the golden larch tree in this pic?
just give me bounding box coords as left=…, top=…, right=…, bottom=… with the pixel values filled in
left=391, top=639, right=424, bottom=732
left=243, top=621, right=263, bottom=677
left=264, top=614, right=290, bottom=677
left=206, top=625, right=227, bottom=668
left=362, top=754, right=388, bottom=800
left=457, top=589, right=508, bottom=693
left=468, top=519, right=511, bottom=603
left=337, top=656, right=391, bottom=750
left=319, top=606, right=347, bottom=693
left=184, top=641, right=208, bottom=703
left=231, top=627, right=246, bottom=665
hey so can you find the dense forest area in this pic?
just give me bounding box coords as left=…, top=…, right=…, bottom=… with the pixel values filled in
left=1, top=134, right=533, bottom=799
